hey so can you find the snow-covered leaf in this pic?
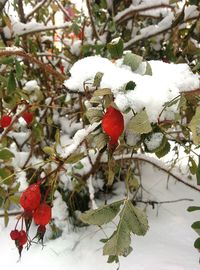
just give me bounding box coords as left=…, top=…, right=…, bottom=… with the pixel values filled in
left=144, top=62, right=152, bottom=76
left=127, top=110, right=152, bottom=134
left=80, top=200, right=123, bottom=226
left=107, top=37, right=124, bottom=59
left=103, top=200, right=148, bottom=256
left=123, top=53, right=143, bottom=71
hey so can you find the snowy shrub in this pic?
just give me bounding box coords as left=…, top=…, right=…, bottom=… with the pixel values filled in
left=0, top=0, right=200, bottom=265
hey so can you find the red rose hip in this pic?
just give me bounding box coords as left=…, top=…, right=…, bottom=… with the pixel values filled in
left=20, top=184, right=41, bottom=211
left=10, top=229, right=19, bottom=240
left=22, top=111, right=33, bottom=124
left=102, top=106, right=124, bottom=145
left=33, top=203, right=52, bottom=226
left=0, top=115, right=12, bottom=128
left=18, top=230, right=27, bottom=246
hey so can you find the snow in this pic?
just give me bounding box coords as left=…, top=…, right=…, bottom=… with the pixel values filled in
left=64, top=56, right=199, bottom=122
left=1, top=160, right=200, bottom=270
left=144, top=132, right=163, bottom=151
left=23, top=80, right=40, bottom=93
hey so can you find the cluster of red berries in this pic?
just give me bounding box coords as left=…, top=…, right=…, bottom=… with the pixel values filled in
left=0, top=111, right=33, bottom=129
left=10, top=183, right=52, bottom=257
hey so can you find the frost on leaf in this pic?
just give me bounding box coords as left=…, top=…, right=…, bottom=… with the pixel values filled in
left=103, top=200, right=148, bottom=256
left=80, top=200, right=123, bottom=226
left=127, top=110, right=152, bottom=134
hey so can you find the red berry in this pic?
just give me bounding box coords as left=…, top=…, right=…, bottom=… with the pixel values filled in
left=33, top=203, right=52, bottom=226
left=10, top=229, right=19, bottom=240
left=21, top=111, right=33, bottom=124
left=102, top=106, right=124, bottom=145
left=0, top=115, right=12, bottom=128
left=18, top=230, right=27, bottom=246
left=20, top=184, right=41, bottom=211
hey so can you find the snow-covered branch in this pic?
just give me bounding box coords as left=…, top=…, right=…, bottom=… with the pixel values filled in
left=25, top=0, right=50, bottom=21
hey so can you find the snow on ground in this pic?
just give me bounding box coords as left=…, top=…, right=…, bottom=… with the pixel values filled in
left=1, top=161, right=200, bottom=270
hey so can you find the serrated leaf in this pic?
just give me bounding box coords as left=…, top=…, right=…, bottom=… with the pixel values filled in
left=93, top=88, right=112, bottom=97
left=93, top=72, right=104, bottom=88
left=107, top=37, right=124, bottom=59
left=188, top=106, right=200, bottom=145
left=80, top=200, right=123, bottom=226
left=187, top=206, right=200, bottom=212
left=196, top=156, right=200, bottom=185
left=86, top=109, right=103, bottom=124
left=7, top=71, right=16, bottom=94
left=123, top=52, right=143, bottom=71
left=43, top=146, right=55, bottom=156
left=103, top=200, right=148, bottom=256
left=192, top=221, right=200, bottom=236
left=0, top=149, right=14, bottom=161
left=145, top=62, right=152, bottom=76
left=127, top=110, right=152, bottom=134
left=65, top=152, right=85, bottom=164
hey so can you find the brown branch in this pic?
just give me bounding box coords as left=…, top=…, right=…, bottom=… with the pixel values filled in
left=0, top=211, right=21, bottom=218
left=54, top=0, right=72, bottom=21
left=0, top=50, right=66, bottom=82
left=86, top=0, right=100, bottom=40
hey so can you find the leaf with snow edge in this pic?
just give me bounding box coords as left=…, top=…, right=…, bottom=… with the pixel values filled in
left=93, top=88, right=112, bottom=97
left=144, top=62, right=152, bottom=76
left=0, top=149, right=14, bottom=161
left=123, top=52, right=143, bottom=72
left=127, top=110, right=152, bottom=134
left=192, top=221, right=200, bottom=236
left=80, top=200, right=123, bottom=226
left=65, top=152, right=85, bottom=164
left=103, top=200, right=148, bottom=256
left=7, top=71, right=16, bottom=94
left=188, top=106, right=200, bottom=145
left=93, top=72, right=104, bottom=88
left=107, top=37, right=124, bottom=59
left=94, top=132, right=108, bottom=151
left=187, top=206, right=200, bottom=212
left=86, top=109, right=103, bottom=124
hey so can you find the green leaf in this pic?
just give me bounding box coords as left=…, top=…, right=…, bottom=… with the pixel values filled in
left=65, top=152, right=85, bottom=164
left=80, top=200, right=123, bottom=226
left=9, top=195, right=20, bottom=204
left=86, top=109, right=103, bottom=124
left=32, top=123, right=44, bottom=143
left=0, top=149, right=14, bottom=161
left=0, top=56, right=14, bottom=65
left=189, top=156, right=197, bottom=175
left=93, top=72, right=104, bottom=88
left=94, top=132, right=108, bottom=151
left=192, top=221, right=200, bottom=236
left=7, top=71, right=16, bottom=94
left=187, top=206, right=200, bottom=212
left=4, top=211, right=9, bottom=227
left=15, top=60, right=23, bottom=79
left=0, top=168, right=14, bottom=185
left=188, top=106, right=200, bottom=145
left=194, top=238, right=200, bottom=249
left=103, top=200, right=148, bottom=256
left=144, top=62, right=152, bottom=76
left=127, top=110, right=152, bottom=134
left=155, top=140, right=170, bottom=159
left=124, top=81, right=136, bottom=91
left=107, top=255, right=119, bottom=264
left=107, top=37, right=124, bottom=59
left=123, top=52, right=143, bottom=71
left=196, top=156, right=200, bottom=185
left=42, top=146, right=55, bottom=156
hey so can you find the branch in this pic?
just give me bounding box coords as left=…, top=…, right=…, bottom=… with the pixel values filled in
left=86, top=0, right=100, bottom=40
left=54, top=0, right=72, bottom=21
left=135, top=198, right=194, bottom=208
left=115, top=3, right=174, bottom=23
left=0, top=210, right=21, bottom=218
left=0, top=49, right=66, bottom=82
left=124, top=15, right=199, bottom=49
left=25, top=0, right=50, bottom=21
